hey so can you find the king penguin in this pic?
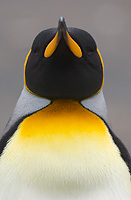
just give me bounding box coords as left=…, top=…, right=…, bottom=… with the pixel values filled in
left=0, top=17, right=131, bottom=200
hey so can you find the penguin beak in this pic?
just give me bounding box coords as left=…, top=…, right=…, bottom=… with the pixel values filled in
left=44, top=17, right=82, bottom=58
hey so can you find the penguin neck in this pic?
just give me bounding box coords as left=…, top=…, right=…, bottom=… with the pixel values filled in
left=81, top=89, right=110, bottom=124
left=3, top=87, right=110, bottom=135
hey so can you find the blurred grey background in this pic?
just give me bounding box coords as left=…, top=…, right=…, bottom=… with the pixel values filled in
left=0, top=0, right=131, bottom=153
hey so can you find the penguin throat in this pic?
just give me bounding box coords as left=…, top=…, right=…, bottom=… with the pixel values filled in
left=5, top=100, right=112, bottom=156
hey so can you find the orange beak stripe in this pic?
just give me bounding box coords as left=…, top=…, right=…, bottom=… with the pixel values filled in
left=44, top=30, right=82, bottom=58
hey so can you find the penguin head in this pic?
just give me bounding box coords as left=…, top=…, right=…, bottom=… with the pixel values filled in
left=24, top=17, right=104, bottom=101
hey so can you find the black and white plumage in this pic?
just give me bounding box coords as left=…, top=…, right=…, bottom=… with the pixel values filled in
left=0, top=17, right=130, bottom=200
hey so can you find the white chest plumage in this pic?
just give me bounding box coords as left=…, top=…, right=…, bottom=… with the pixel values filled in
left=0, top=101, right=131, bottom=200
left=0, top=181, right=130, bottom=200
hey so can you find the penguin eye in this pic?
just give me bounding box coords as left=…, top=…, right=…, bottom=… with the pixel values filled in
left=34, top=48, right=39, bottom=55
left=87, top=49, right=94, bottom=54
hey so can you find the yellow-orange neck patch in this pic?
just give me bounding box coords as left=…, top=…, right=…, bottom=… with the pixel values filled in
left=18, top=100, right=110, bottom=151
